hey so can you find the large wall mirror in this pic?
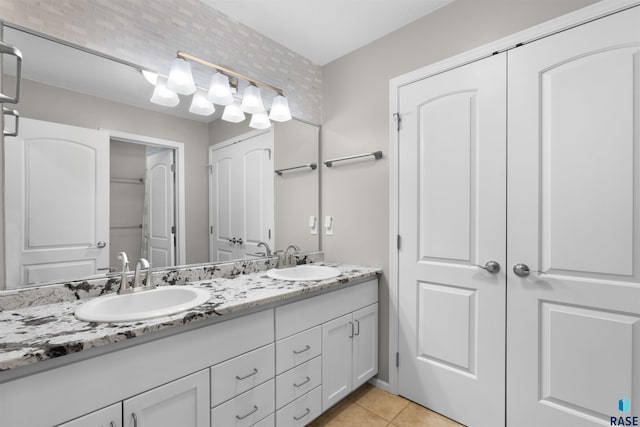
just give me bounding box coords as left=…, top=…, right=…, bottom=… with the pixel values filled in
left=0, top=25, right=320, bottom=290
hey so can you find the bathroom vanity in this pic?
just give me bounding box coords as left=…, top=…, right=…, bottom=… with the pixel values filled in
left=0, top=261, right=380, bottom=427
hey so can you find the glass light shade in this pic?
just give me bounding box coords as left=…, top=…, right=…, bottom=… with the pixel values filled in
left=208, top=72, right=234, bottom=106
left=241, top=84, right=265, bottom=114
left=189, top=90, right=216, bottom=116
left=150, top=78, right=179, bottom=107
left=141, top=69, right=158, bottom=86
left=166, top=58, right=196, bottom=95
left=249, top=111, right=271, bottom=129
left=221, top=102, right=246, bottom=123
left=269, top=95, right=292, bottom=122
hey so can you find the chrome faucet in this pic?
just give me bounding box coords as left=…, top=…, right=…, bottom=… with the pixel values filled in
left=257, top=241, right=272, bottom=257
left=134, top=258, right=152, bottom=289
left=284, top=244, right=301, bottom=266
left=117, top=252, right=131, bottom=294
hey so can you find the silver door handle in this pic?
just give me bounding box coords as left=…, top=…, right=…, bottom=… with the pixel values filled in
left=0, top=41, right=22, bottom=103
left=513, top=263, right=530, bottom=277
left=235, top=368, right=258, bottom=380
left=88, top=241, right=107, bottom=249
left=293, top=376, right=311, bottom=388
left=293, top=345, right=310, bottom=355
left=475, top=260, right=500, bottom=274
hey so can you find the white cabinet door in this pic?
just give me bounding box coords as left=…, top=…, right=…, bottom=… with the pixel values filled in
left=209, top=130, right=274, bottom=261
left=321, top=313, right=353, bottom=411
left=397, top=52, right=507, bottom=427
left=352, top=303, right=378, bottom=389
left=507, top=6, right=640, bottom=427
left=5, top=117, right=110, bottom=287
left=123, top=370, right=209, bottom=427
left=57, top=403, right=122, bottom=427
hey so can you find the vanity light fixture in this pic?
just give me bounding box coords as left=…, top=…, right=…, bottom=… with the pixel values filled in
left=141, top=69, right=159, bottom=86
left=166, top=57, right=196, bottom=95
left=150, top=77, right=179, bottom=107
left=221, top=101, right=246, bottom=123
left=208, top=72, right=234, bottom=106
left=151, top=51, right=292, bottom=123
left=241, top=84, right=265, bottom=114
left=249, top=110, right=271, bottom=129
left=189, top=90, right=216, bottom=116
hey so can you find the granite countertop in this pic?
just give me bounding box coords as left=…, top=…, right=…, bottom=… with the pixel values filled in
left=0, top=263, right=380, bottom=373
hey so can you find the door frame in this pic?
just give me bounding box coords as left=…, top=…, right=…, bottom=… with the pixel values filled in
left=387, top=0, right=640, bottom=395
left=105, top=129, right=186, bottom=266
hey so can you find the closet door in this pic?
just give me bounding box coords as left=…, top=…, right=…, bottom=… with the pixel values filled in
left=507, top=5, right=640, bottom=427
left=397, top=53, right=506, bottom=427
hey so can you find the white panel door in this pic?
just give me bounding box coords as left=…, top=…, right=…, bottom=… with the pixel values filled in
left=507, top=6, right=640, bottom=426
left=209, top=130, right=274, bottom=261
left=397, top=53, right=506, bottom=426
left=5, top=117, right=109, bottom=287
left=123, top=369, right=209, bottom=427
left=352, top=303, right=378, bottom=389
left=236, top=132, right=274, bottom=258
left=322, top=313, right=353, bottom=411
left=145, top=148, right=175, bottom=268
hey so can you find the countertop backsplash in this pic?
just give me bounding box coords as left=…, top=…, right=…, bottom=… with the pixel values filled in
left=0, top=254, right=329, bottom=312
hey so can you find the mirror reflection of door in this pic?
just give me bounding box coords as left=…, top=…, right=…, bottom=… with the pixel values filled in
left=5, top=118, right=110, bottom=287
left=209, top=130, right=275, bottom=261
left=110, top=141, right=176, bottom=270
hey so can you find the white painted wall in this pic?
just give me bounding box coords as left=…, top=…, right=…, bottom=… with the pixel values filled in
left=321, top=0, right=600, bottom=383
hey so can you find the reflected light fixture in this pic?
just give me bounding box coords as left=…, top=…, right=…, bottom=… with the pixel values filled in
left=141, top=69, right=158, bottom=86
left=189, top=90, right=216, bottom=116
left=241, top=84, right=265, bottom=114
left=150, top=77, right=179, bottom=107
left=166, top=57, right=196, bottom=95
left=249, top=111, right=271, bottom=129
left=208, top=72, right=234, bottom=106
left=269, top=95, right=292, bottom=122
left=154, top=51, right=292, bottom=122
left=222, top=102, right=246, bottom=123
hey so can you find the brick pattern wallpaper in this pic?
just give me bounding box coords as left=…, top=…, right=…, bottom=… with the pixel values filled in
left=0, top=0, right=322, bottom=123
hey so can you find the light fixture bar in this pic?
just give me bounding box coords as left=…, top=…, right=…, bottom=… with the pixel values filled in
left=177, top=51, right=284, bottom=96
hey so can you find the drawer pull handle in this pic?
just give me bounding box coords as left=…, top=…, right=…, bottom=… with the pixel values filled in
left=349, top=321, right=354, bottom=338
left=294, top=376, right=311, bottom=388
left=293, top=345, right=310, bottom=354
left=355, top=319, right=360, bottom=336
left=110, top=422, right=116, bottom=427
left=235, top=368, right=259, bottom=380
left=236, top=405, right=258, bottom=420
left=132, top=413, right=138, bottom=427
left=294, top=408, right=311, bottom=421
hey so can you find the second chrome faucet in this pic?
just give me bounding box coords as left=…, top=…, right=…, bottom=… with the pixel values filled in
left=117, top=252, right=153, bottom=294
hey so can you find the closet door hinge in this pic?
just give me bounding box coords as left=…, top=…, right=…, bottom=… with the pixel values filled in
left=170, top=163, right=176, bottom=173
left=397, top=235, right=401, bottom=250
left=393, top=112, right=401, bottom=131
left=396, top=352, right=400, bottom=367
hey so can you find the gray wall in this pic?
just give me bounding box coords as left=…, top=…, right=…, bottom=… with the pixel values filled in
left=210, top=119, right=321, bottom=253
left=0, top=78, right=210, bottom=289
left=321, top=0, right=600, bottom=383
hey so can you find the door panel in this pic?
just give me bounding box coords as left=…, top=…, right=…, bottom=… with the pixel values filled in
left=5, top=117, right=109, bottom=287
left=146, top=148, right=175, bottom=268
left=507, top=5, right=640, bottom=426
left=398, top=53, right=506, bottom=427
left=209, top=152, right=235, bottom=261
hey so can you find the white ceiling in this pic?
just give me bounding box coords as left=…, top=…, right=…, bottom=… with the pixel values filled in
left=199, top=0, right=454, bottom=65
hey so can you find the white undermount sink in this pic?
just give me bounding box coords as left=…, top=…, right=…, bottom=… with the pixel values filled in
left=267, top=265, right=341, bottom=281
left=74, top=286, right=211, bottom=323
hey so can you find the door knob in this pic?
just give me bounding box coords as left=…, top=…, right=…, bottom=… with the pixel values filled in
left=513, top=263, right=530, bottom=277
left=236, top=237, right=243, bottom=245
left=88, top=240, right=107, bottom=249
left=475, top=260, right=500, bottom=274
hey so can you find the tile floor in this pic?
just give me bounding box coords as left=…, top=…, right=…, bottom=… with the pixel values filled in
left=307, top=383, right=464, bottom=427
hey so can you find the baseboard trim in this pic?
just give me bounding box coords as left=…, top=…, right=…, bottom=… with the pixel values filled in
left=368, top=377, right=391, bottom=393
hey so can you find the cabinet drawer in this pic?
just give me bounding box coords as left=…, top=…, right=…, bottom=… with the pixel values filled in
left=57, top=403, right=122, bottom=427
left=253, top=413, right=275, bottom=427
left=211, top=343, right=275, bottom=406
left=211, top=379, right=274, bottom=427
left=276, top=356, right=321, bottom=409
left=275, top=386, right=322, bottom=427
left=276, top=326, right=321, bottom=374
